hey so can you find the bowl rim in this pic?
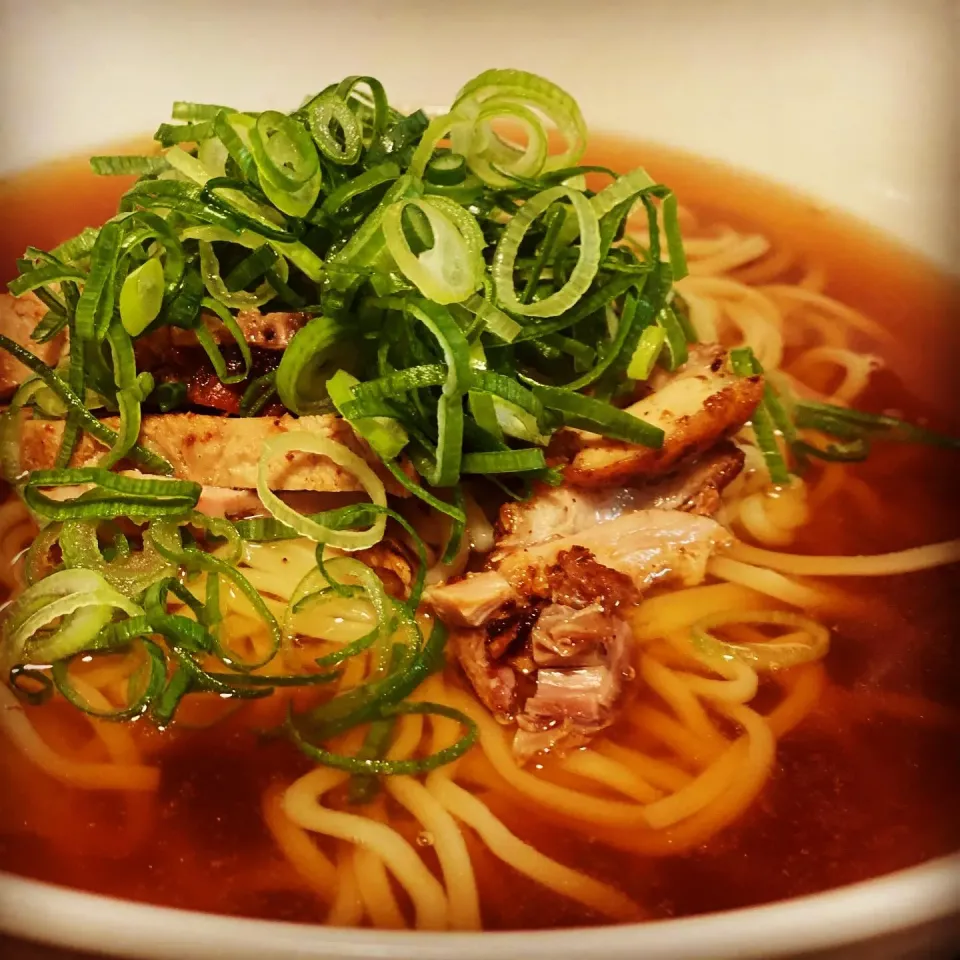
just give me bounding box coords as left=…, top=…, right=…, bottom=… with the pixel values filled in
left=1, top=853, right=958, bottom=959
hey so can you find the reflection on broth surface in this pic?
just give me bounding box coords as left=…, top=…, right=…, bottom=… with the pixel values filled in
left=0, top=135, right=958, bottom=931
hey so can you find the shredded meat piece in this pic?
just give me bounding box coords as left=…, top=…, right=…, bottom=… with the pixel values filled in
left=496, top=486, right=643, bottom=558
left=530, top=603, right=616, bottom=667
left=454, top=630, right=518, bottom=718
left=484, top=604, right=543, bottom=660
left=514, top=616, right=633, bottom=761
left=424, top=571, right=518, bottom=627
left=427, top=507, right=730, bottom=763
left=557, top=344, right=763, bottom=486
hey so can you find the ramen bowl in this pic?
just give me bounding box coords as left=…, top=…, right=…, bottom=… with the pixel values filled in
left=0, top=1, right=957, bottom=957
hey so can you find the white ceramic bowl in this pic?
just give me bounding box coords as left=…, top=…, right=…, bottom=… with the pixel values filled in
left=1, top=1, right=958, bottom=957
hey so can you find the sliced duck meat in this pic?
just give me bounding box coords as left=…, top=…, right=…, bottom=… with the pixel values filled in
left=195, top=485, right=264, bottom=517
left=17, top=412, right=415, bottom=495
left=499, top=510, right=729, bottom=601
left=494, top=441, right=744, bottom=558
left=557, top=344, right=764, bottom=487
left=0, top=293, right=65, bottom=400
left=496, top=487, right=645, bottom=559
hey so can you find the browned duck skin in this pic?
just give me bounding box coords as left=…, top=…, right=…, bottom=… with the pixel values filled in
left=557, top=344, right=763, bottom=487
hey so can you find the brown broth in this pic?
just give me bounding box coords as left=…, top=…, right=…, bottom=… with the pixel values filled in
left=1, top=139, right=959, bottom=930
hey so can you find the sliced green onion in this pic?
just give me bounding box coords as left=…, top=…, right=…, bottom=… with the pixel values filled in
left=154, top=120, right=215, bottom=145
left=224, top=244, right=280, bottom=292
left=655, top=304, right=689, bottom=371
left=730, top=347, right=790, bottom=485
left=276, top=316, right=354, bottom=415
left=154, top=381, right=187, bottom=412
left=200, top=177, right=298, bottom=242
left=8, top=666, right=54, bottom=706
left=460, top=448, right=546, bottom=474
left=333, top=75, right=390, bottom=139
left=172, top=100, right=233, bottom=121
left=533, top=386, right=664, bottom=447
left=405, top=300, right=471, bottom=487
left=90, top=155, right=169, bottom=176
left=793, top=437, right=871, bottom=462
left=347, top=717, right=396, bottom=804
left=74, top=221, right=122, bottom=342
left=464, top=293, right=521, bottom=342
left=161, top=145, right=214, bottom=184
left=52, top=640, right=167, bottom=720
left=257, top=433, right=387, bottom=550
left=350, top=365, right=447, bottom=401
left=304, top=92, right=363, bottom=166
left=692, top=610, right=829, bottom=672
left=60, top=519, right=175, bottom=597
left=365, top=109, right=429, bottom=169
left=196, top=297, right=252, bottom=385
left=794, top=401, right=960, bottom=450
left=328, top=370, right=409, bottom=460
left=23, top=469, right=200, bottom=520
left=0, top=336, right=174, bottom=475
left=290, top=701, right=476, bottom=775
left=326, top=173, right=419, bottom=279
left=249, top=111, right=323, bottom=218
left=291, top=618, right=449, bottom=748
left=8, top=262, right=85, bottom=298
left=451, top=68, right=587, bottom=185
left=519, top=203, right=566, bottom=304
left=425, top=153, right=467, bottom=186
left=383, top=196, right=485, bottom=304
left=51, top=227, right=100, bottom=265
left=239, top=370, right=278, bottom=417
left=249, top=111, right=320, bottom=191
left=198, top=239, right=276, bottom=309
left=659, top=191, right=688, bottom=281
left=407, top=111, right=466, bottom=180
left=214, top=110, right=259, bottom=182
left=0, top=568, right=143, bottom=672
left=147, top=511, right=242, bottom=565
left=119, top=257, right=165, bottom=336
left=627, top=324, right=666, bottom=380
left=556, top=291, right=643, bottom=391
left=322, top=162, right=400, bottom=216
left=493, top=186, right=600, bottom=318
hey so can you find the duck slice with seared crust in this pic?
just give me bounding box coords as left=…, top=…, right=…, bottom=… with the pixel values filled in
left=557, top=344, right=763, bottom=487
